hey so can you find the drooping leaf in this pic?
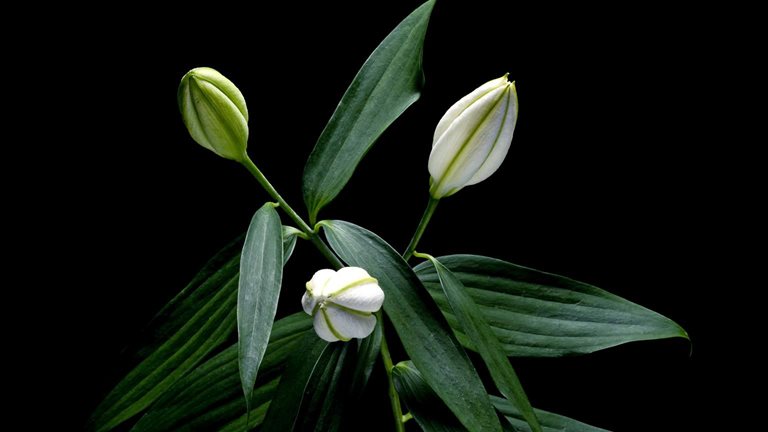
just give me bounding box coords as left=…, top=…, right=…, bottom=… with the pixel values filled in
left=414, top=255, right=688, bottom=357
left=321, top=220, right=502, bottom=432
left=419, top=255, right=541, bottom=432
left=238, top=203, right=284, bottom=411
left=281, top=225, right=303, bottom=265
left=88, top=239, right=242, bottom=432
left=302, top=0, right=436, bottom=223
left=132, top=313, right=312, bottom=432
left=393, top=361, right=609, bottom=432
left=491, top=396, right=611, bottom=432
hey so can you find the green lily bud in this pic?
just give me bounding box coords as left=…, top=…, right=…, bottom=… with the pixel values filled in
left=178, top=67, right=249, bottom=162
left=429, top=74, right=518, bottom=198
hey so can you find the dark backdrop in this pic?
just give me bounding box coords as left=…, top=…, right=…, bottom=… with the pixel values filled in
left=55, top=1, right=724, bottom=430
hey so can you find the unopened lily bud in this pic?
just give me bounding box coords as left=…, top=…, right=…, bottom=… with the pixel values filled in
left=428, top=74, right=518, bottom=198
left=178, top=67, right=249, bottom=162
left=302, top=267, right=385, bottom=342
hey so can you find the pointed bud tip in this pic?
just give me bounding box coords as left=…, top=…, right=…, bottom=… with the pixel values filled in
left=428, top=74, right=519, bottom=197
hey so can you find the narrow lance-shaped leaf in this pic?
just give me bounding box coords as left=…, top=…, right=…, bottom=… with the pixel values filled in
left=296, top=342, right=357, bottom=432
left=260, top=333, right=336, bottom=432
left=349, top=321, right=382, bottom=400
left=333, top=321, right=383, bottom=431
left=302, top=0, right=436, bottom=222
left=91, top=230, right=298, bottom=431
left=491, top=396, right=611, bottom=432
left=320, top=220, right=502, bottom=432
left=131, top=313, right=312, bottom=432
left=393, top=361, right=610, bottom=432
left=238, top=203, right=284, bottom=411
left=417, top=254, right=541, bottom=432
left=88, top=238, right=242, bottom=432
left=415, top=255, right=688, bottom=357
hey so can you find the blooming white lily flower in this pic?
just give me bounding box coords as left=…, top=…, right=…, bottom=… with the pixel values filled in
left=178, top=67, right=249, bottom=162
left=428, top=74, right=518, bottom=198
left=302, top=267, right=385, bottom=342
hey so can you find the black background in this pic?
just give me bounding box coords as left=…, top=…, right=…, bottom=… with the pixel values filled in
left=45, top=1, right=732, bottom=430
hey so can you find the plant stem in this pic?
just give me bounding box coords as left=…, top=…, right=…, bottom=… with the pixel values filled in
left=403, top=196, right=440, bottom=261
left=241, top=157, right=343, bottom=270
left=378, top=312, right=405, bottom=432
left=381, top=197, right=441, bottom=428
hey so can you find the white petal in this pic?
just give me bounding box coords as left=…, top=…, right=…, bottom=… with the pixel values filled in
left=330, top=282, right=385, bottom=313
left=429, top=84, right=510, bottom=197
left=306, top=269, right=336, bottom=296
left=301, top=291, right=317, bottom=316
left=312, top=309, right=340, bottom=342
left=466, top=84, right=518, bottom=185
left=322, top=267, right=374, bottom=297
left=324, top=306, right=377, bottom=340
left=433, top=75, right=509, bottom=145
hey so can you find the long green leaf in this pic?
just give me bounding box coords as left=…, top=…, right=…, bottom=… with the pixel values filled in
left=394, top=361, right=609, bottom=432
left=349, top=321, right=382, bottom=400
left=419, top=255, right=541, bottom=432
left=238, top=203, right=284, bottom=411
left=321, top=220, right=502, bottom=432
left=261, top=333, right=330, bottom=432
left=132, top=313, right=312, bottom=431
left=302, top=0, right=435, bottom=222
left=298, top=342, right=358, bottom=432
left=88, top=239, right=242, bottom=431
left=92, top=228, right=298, bottom=431
left=330, top=322, right=383, bottom=431
left=491, top=396, right=611, bottom=432
left=414, top=255, right=688, bottom=357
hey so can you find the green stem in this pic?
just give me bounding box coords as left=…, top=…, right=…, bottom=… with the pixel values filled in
left=241, top=156, right=343, bottom=270
left=403, top=196, right=440, bottom=261
left=378, top=312, right=405, bottom=432
left=402, top=412, right=413, bottom=423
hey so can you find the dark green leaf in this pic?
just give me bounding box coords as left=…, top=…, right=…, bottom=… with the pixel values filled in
left=88, top=239, right=242, bottom=431
left=302, top=0, right=436, bottom=222
left=332, top=322, right=384, bottom=432
left=394, top=361, right=609, bottom=432
left=297, top=342, right=357, bottom=432
left=492, top=396, right=611, bottom=432
left=414, top=255, right=688, bottom=357
left=238, top=203, right=284, bottom=411
left=132, top=313, right=312, bottom=432
left=261, top=332, right=355, bottom=432
left=260, top=333, right=326, bottom=431
left=349, top=321, right=382, bottom=400
left=392, top=361, right=465, bottom=432
left=419, top=255, right=541, bottom=432
left=90, top=228, right=297, bottom=431
left=321, top=220, right=502, bottom=432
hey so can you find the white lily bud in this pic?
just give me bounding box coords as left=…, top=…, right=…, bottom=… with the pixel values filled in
left=428, top=74, right=518, bottom=198
left=178, top=67, right=249, bottom=162
left=302, top=267, right=385, bottom=342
